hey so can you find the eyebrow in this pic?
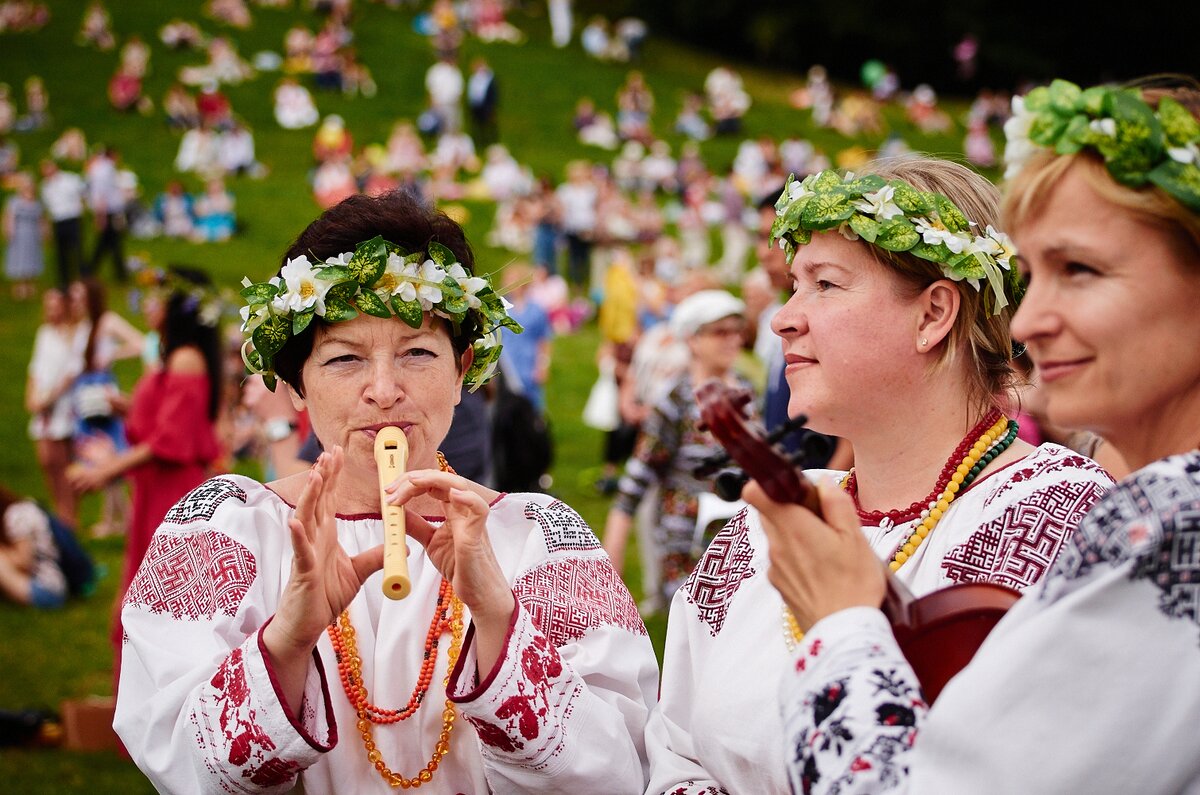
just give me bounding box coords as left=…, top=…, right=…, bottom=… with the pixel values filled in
left=796, top=260, right=853, bottom=277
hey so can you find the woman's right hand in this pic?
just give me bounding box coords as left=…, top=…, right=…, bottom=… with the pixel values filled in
left=264, top=447, right=384, bottom=683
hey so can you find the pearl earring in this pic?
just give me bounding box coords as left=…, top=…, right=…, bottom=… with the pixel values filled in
left=919, top=338, right=928, bottom=347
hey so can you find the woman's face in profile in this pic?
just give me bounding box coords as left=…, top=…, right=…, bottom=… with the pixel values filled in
left=771, top=230, right=924, bottom=437
left=1011, top=165, right=1200, bottom=440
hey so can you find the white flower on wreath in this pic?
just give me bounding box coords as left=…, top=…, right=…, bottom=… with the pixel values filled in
left=853, top=184, right=903, bottom=220
left=981, top=225, right=1017, bottom=268
left=325, top=251, right=353, bottom=268
left=1088, top=118, right=1117, bottom=138
left=1168, top=141, right=1200, bottom=165
left=272, top=255, right=333, bottom=316
left=786, top=179, right=815, bottom=203
left=914, top=216, right=969, bottom=254
left=1002, top=94, right=1039, bottom=180
left=837, top=222, right=860, bottom=242
left=239, top=302, right=269, bottom=333
left=375, top=251, right=411, bottom=297
left=449, top=262, right=488, bottom=309
left=472, top=330, right=503, bottom=384
left=416, top=259, right=447, bottom=310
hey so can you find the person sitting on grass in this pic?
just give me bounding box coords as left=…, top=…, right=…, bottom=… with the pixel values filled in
left=0, top=485, right=67, bottom=609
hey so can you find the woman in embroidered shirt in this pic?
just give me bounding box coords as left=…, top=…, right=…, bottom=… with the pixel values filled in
left=758, top=78, right=1200, bottom=793
left=645, top=156, right=1115, bottom=794
left=113, top=190, right=657, bottom=794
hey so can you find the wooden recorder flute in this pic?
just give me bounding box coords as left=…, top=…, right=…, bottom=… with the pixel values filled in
left=374, top=426, right=411, bottom=600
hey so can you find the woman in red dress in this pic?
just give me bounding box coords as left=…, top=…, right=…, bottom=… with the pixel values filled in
left=70, top=267, right=223, bottom=663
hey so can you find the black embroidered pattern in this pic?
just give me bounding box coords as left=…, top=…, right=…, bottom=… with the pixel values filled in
left=1050, top=454, right=1200, bottom=643
left=163, top=478, right=248, bottom=525
left=524, top=500, right=602, bottom=553
left=790, top=662, right=926, bottom=795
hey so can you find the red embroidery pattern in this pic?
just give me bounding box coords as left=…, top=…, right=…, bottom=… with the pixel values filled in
left=124, top=529, right=257, bottom=621
left=983, top=451, right=1109, bottom=507
left=193, top=648, right=297, bottom=793
left=669, top=783, right=731, bottom=794
left=466, top=612, right=582, bottom=769
left=942, top=480, right=1106, bottom=589
left=164, top=477, right=248, bottom=524
left=513, top=557, right=647, bottom=647
left=524, top=499, right=603, bottom=553
left=684, top=509, right=756, bottom=636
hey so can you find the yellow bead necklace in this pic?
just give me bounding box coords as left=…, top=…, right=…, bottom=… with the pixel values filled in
left=781, top=414, right=1017, bottom=651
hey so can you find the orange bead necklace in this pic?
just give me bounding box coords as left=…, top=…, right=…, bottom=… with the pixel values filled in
left=323, top=451, right=465, bottom=788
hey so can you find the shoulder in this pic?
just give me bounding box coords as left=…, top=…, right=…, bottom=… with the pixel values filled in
left=977, top=443, right=1113, bottom=507
left=679, top=507, right=761, bottom=636
left=158, top=475, right=282, bottom=531
left=165, top=345, right=207, bottom=375
left=1048, top=454, right=1200, bottom=627
left=491, top=492, right=604, bottom=557
left=1066, top=454, right=1200, bottom=571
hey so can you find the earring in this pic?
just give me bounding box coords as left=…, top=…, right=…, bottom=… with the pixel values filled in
left=919, top=338, right=928, bottom=347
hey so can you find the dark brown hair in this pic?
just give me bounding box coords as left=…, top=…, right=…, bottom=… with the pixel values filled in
left=272, top=190, right=476, bottom=396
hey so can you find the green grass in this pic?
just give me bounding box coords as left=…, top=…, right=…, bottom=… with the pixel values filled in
left=0, top=2, right=973, bottom=789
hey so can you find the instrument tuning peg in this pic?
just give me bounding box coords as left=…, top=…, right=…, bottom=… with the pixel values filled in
left=693, top=450, right=732, bottom=478
left=714, top=468, right=750, bottom=502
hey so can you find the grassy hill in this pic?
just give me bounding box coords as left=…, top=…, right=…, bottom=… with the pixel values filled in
left=0, top=2, right=978, bottom=790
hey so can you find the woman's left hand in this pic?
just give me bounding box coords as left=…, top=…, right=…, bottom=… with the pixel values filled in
left=386, top=470, right=515, bottom=624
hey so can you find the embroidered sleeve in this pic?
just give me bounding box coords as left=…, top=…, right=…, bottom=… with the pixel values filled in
left=114, top=485, right=338, bottom=794
left=780, top=608, right=923, bottom=795
left=440, top=497, right=656, bottom=792
left=182, top=628, right=335, bottom=792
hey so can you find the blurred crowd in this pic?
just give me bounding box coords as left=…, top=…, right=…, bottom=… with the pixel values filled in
left=1, top=0, right=1032, bottom=618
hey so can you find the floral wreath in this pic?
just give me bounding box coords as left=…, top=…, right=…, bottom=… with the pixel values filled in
left=771, top=169, right=1021, bottom=314
left=1003, top=78, right=1200, bottom=213
left=239, top=236, right=522, bottom=391
left=132, top=262, right=233, bottom=329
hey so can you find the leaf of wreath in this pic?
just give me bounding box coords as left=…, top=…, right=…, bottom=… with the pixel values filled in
left=391, top=296, right=425, bottom=328
left=252, top=314, right=291, bottom=359
left=355, top=289, right=392, bottom=318
left=1148, top=160, right=1200, bottom=214
left=292, top=309, right=315, bottom=335
left=874, top=218, right=920, bottom=252
left=323, top=297, right=358, bottom=322
left=348, top=236, right=388, bottom=285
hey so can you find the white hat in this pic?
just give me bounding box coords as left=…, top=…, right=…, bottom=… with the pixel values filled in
left=670, top=289, right=745, bottom=337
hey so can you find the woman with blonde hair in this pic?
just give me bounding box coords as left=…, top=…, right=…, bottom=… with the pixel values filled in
left=760, top=77, right=1200, bottom=793
left=646, top=155, right=1114, bottom=793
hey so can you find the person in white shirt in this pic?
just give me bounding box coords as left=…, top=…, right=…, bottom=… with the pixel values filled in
left=39, top=158, right=85, bottom=288
left=425, top=55, right=464, bottom=135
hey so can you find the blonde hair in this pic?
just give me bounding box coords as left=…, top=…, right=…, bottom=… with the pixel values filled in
left=858, top=156, right=1017, bottom=413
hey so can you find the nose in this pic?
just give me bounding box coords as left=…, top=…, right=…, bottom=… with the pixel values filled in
left=363, top=357, right=406, bottom=408
left=771, top=293, right=807, bottom=339
left=1009, top=275, right=1059, bottom=348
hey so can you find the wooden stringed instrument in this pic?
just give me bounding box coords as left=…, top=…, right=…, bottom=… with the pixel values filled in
left=696, top=379, right=1020, bottom=703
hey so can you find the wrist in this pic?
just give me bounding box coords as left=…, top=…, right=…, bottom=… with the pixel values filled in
left=466, top=588, right=516, bottom=626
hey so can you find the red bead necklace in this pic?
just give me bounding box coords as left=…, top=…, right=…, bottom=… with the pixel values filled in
left=327, top=578, right=454, bottom=724
left=844, top=408, right=1002, bottom=524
